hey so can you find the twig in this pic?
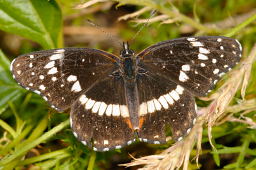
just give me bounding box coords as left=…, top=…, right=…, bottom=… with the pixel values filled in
left=118, top=7, right=152, bottom=21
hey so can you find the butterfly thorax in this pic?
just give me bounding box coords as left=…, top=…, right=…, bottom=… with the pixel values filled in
left=120, top=42, right=136, bottom=80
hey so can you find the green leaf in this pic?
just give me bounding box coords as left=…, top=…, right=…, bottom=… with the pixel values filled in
left=0, top=0, right=62, bottom=49
left=0, top=50, right=24, bottom=114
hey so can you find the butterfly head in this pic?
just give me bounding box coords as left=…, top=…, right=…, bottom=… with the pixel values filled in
left=120, top=42, right=134, bottom=58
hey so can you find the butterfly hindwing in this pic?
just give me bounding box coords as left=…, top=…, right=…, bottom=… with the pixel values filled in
left=137, top=36, right=242, bottom=96
left=136, top=70, right=197, bottom=143
left=70, top=74, right=135, bottom=151
left=10, top=48, right=119, bottom=111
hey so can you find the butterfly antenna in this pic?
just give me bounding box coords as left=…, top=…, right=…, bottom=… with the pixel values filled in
left=130, top=10, right=156, bottom=43
left=86, top=19, right=123, bottom=48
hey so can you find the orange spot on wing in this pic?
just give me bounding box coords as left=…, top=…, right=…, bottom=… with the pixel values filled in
left=139, top=117, right=146, bottom=129
left=124, top=118, right=133, bottom=129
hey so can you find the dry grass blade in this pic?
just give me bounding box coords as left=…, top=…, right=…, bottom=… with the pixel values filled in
left=65, top=2, right=113, bottom=21
left=241, top=44, right=256, bottom=98
left=75, top=0, right=108, bottom=9
left=118, top=7, right=152, bottom=21
left=133, top=15, right=169, bottom=23
left=121, top=44, right=255, bottom=170
left=161, top=18, right=179, bottom=24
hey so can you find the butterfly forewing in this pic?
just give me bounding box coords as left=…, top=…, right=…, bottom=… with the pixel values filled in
left=11, top=48, right=119, bottom=111
left=137, top=36, right=242, bottom=96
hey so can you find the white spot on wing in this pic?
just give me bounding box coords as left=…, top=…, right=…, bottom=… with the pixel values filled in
left=39, top=75, right=44, bottom=80
left=154, top=141, right=160, bottom=144
left=198, top=53, right=208, bottom=60
left=219, top=72, right=225, bottom=77
left=195, top=103, right=198, bottom=111
left=199, top=47, right=210, bottom=54
left=158, top=96, right=169, bottom=109
left=29, top=55, right=34, bottom=58
left=106, top=104, right=113, bottom=116
left=164, top=94, right=174, bottom=105
left=43, top=96, right=48, bottom=101
left=187, top=37, right=197, bottom=41
left=17, top=70, right=21, bottom=75
left=176, top=85, right=184, bottom=94
left=115, top=145, right=122, bottom=149
left=52, top=77, right=57, bottom=81
left=103, top=140, right=109, bottom=145
left=179, top=71, right=189, bottom=82
left=48, top=67, right=58, bottom=74
left=34, top=90, right=40, bottom=95
left=147, top=100, right=155, bottom=113
left=71, top=81, right=82, bottom=92
left=153, top=99, right=162, bottom=111
left=70, top=118, right=73, bottom=127
left=212, top=59, right=217, bottom=63
left=92, top=102, right=101, bottom=113
left=213, top=69, right=220, bottom=74
left=79, top=95, right=88, bottom=104
left=139, top=102, right=148, bottom=116
left=169, top=90, right=180, bottom=101
left=10, top=59, right=15, bottom=71
left=73, top=132, right=78, bottom=138
left=50, top=53, right=63, bottom=60
left=190, top=41, right=203, bottom=47
left=220, top=46, right=224, bottom=50
left=67, top=75, right=77, bottom=82
left=39, top=85, right=46, bottom=91
left=178, top=137, right=183, bottom=141
left=98, top=102, right=107, bottom=116
left=55, top=49, right=65, bottom=53
left=44, top=61, right=55, bottom=69
left=182, top=64, right=190, bottom=71
left=103, top=148, right=109, bottom=151
left=112, top=104, right=120, bottom=116
left=235, top=39, right=242, bottom=51
left=217, top=38, right=222, bottom=42
left=120, top=105, right=129, bottom=117
left=85, top=99, right=95, bottom=110
left=29, top=63, right=33, bottom=68
left=200, top=63, right=206, bottom=67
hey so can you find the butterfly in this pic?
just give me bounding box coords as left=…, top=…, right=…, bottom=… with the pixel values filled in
left=10, top=36, right=242, bottom=151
